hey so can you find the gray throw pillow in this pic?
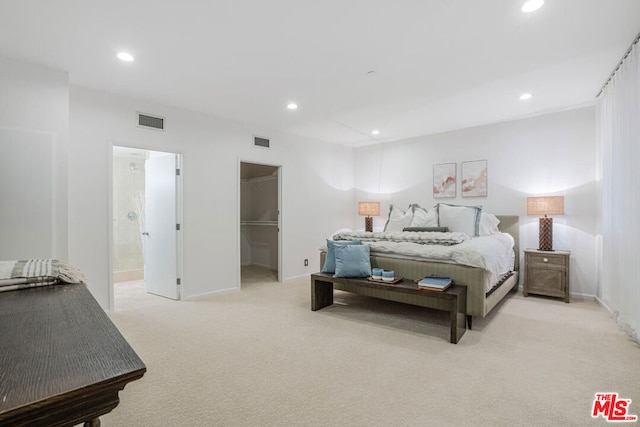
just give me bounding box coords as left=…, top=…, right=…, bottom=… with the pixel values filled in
left=402, top=227, right=449, bottom=232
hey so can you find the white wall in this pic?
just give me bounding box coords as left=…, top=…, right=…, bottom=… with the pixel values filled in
left=0, top=56, right=598, bottom=307
left=0, top=57, right=69, bottom=259
left=354, top=107, right=598, bottom=297
left=69, top=86, right=354, bottom=309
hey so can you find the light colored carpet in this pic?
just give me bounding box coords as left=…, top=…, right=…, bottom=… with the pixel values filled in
left=104, top=267, right=640, bottom=426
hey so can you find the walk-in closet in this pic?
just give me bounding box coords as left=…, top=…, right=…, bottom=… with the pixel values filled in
left=240, top=162, right=280, bottom=284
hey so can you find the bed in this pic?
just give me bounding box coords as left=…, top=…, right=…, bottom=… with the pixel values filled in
left=319, top=212, right=519, bottom=325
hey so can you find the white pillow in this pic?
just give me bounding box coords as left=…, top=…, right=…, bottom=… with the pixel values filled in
left=410, top=204, right=439, bottom=227
left=384, top=204, right=413, bottom=232
left=479, top=212, right=501, bottom=236
left=437, top=203, right=482, bottom=237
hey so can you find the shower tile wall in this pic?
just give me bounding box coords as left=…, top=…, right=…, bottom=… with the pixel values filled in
left=113, top=156, right=145, bottom=282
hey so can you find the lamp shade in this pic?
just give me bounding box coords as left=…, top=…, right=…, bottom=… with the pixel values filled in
left=358, top=202, right=380, bottom=217
left=527, top=196, right=564, bottom=216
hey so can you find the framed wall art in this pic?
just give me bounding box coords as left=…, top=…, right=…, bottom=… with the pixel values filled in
left=461, top=160, right=488, bottom=197
left=433, top=163, right=456, bottom=198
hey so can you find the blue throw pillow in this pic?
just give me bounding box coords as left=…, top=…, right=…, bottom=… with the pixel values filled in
left=322, top=239, right=361, bottom=273
left=333, top=244, right=371, bottom=278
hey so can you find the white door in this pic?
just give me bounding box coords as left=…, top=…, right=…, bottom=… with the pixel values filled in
left=144, top=153, right=179, bottom=299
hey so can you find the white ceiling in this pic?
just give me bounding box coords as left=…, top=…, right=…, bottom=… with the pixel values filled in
left=1, top=1, right=639, bottom=146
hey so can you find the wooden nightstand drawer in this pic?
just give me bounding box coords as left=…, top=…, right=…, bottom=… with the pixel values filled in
left=523, top=249, right=571, bottom=303
left=527, top=253, right=567, bottom=267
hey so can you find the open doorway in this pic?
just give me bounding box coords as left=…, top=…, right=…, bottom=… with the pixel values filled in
left=112, top=145, right=183, bottom=309
left=240, top=161, right=281, bottom=286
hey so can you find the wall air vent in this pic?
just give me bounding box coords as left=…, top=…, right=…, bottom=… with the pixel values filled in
left=137, top=113, right=165, bottom=131
left=253, top=136, right=270, bottom=149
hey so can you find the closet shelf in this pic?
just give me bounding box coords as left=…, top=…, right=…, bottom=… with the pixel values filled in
left=240, top=175, right=277, bottom=184
left=241, top=221, right=278, bottom=226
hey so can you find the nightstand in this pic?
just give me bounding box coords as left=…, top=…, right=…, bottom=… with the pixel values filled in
left=523, top=249, right=571, bottom=303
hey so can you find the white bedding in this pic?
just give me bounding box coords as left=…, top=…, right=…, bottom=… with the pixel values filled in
left=332, top=231, right=515, bottom=291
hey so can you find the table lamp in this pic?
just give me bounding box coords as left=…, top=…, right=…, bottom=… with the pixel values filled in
left=358, top=202, right=380, bottom=232
left=527, top=196, right=564, bottom=251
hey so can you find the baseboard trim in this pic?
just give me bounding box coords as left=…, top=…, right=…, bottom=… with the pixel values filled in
left=284, top=273, right=311, bottom=281
left=594, top=295, right=613, bottom=314
left=571, top=291, right=597, bottom=300
left=185, top=286, right=240, bottom=300
left=594, top=296, right=639, bottom=344
left=516, top=285, right=597, bottom=301
left=249, top=262, right=277, bottom=270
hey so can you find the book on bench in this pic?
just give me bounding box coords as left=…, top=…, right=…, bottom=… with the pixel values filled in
left=416, top=276, right=452, bottom=291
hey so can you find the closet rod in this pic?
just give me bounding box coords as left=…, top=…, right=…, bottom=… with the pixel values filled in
left=596, top=31, right=640, bottom=98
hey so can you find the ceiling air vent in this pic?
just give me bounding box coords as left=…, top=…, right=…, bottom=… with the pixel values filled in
left=254, top=136, right=270, bottom=149
left=137, top=113, right=165, bottom=131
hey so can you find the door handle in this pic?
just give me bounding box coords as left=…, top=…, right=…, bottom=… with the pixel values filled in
left=142, top=232, right=149, bottom=236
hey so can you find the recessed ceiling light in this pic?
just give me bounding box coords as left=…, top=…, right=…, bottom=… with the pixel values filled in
left=117, top=52, right=135, bottom=62
left=521, top=0, right=544, bottom=13
left=287, top=103, right=298, bottom=110
left=371, top=129, right=380, bottom=135
left=519, top=93, right=533, bottom=100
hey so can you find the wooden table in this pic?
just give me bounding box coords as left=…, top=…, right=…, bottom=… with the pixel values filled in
left=0, top=283, right=146, bottom=427
left=311, top=273, right=467, bottom=344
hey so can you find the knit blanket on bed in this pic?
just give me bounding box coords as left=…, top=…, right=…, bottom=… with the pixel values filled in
left=328, top=231, right=515, bottom=292
left=332, top=231, right=468, bottom=246
left=0, top=259, right=87, bottom=292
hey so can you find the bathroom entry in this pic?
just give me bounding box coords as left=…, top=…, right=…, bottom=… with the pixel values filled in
left=240, top=162, right=281, bottom=285
left=112, top=146, right=182, bottom=302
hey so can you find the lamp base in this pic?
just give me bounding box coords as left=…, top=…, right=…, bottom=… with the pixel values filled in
left=538, top=217, right=554, bottom=251
left=365, top=216, right=373, bottom=232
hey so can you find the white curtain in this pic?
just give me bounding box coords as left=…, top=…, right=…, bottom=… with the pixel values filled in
left=597, top=35, right=640, bottom=342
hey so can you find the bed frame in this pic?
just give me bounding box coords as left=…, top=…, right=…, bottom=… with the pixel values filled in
left=319, top=215, right=519, bottom=323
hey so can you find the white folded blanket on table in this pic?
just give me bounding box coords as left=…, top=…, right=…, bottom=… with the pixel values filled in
left=0, top=259, right=87, bottom=292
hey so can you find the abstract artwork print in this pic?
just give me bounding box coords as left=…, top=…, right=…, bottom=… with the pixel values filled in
left=433, top=163, right=456, bottom=198
left=461, top=160, right=488, bottom=197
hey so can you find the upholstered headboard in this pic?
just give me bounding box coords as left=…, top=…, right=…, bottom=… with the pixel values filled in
left=496, top=215, right=519, bottom=271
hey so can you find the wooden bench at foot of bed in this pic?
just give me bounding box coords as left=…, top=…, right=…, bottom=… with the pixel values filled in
left=311, top=272, right=467, bottom=344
